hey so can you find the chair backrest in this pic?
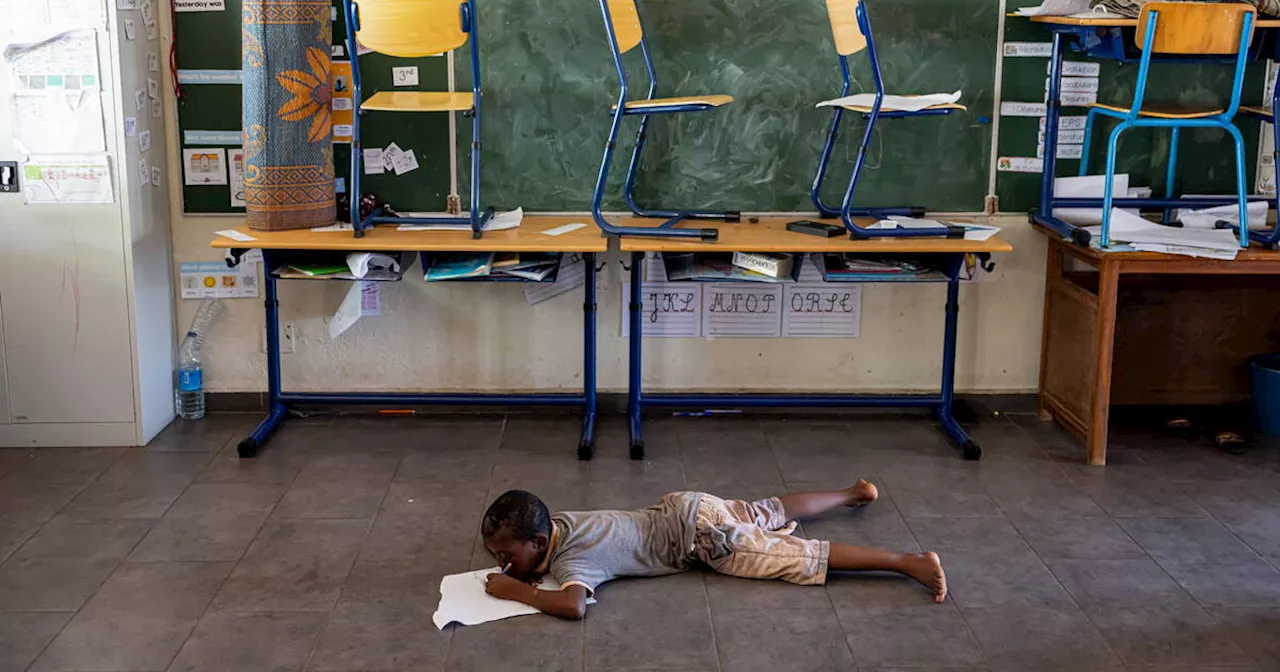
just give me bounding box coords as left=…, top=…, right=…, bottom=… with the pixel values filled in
left=1135, top=2, right=1255, bottom=55
left=826, top=0, right=868, bottom=56
left=604, top=0, right=644, bottom=54
left=355, top=0, right=469, bottom=58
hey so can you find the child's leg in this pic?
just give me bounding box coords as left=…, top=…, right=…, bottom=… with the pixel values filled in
left=829, top=544, right=947, bottom=603
left=777, top=479, right=878, bottom=520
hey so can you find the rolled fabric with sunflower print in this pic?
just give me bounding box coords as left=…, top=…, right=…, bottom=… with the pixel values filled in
left=241, top=0, right=337, bottom=230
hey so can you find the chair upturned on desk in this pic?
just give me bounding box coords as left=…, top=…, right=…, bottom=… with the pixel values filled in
left=617, top=217, right=1013, bottom=462
left=209, top=218, right=608, bottom=459
left=1035, top=224, right=1280, bottom=465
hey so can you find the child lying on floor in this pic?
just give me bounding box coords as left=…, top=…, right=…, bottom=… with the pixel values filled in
left=480, top=482, right=946, bottom=620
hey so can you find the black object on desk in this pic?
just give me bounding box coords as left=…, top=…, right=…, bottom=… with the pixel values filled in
left=787, top=220, right=845, bottom=237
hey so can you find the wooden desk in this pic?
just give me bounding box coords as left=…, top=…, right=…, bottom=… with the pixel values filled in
left=1029, top=15, right=1280, bottom=28
left=207, top=216, right=607, bottom=460
left=1035, top=225, right=1280, bottom=465
left=617, top=218, right=1013, bottom=461
left=209, top=216, right=609, bottom=253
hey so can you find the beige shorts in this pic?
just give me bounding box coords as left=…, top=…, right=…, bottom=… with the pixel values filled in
left=691, top=493, right=830, bottom=586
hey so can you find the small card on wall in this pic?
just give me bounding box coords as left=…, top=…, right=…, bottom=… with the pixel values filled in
left=362, top=148, right=384, bottom=174
left=147, top=78, right=158, bottom=99
left=182, top=148, right=227, bottom=185
left=139, top=130, right=151, bottom=152
left=124, top=116, right=137, bottom=137
left=134, top=89, right=146, bottom=111
left=180, top=261, right=259, bottom=300
left=392, top=66, right=419, bottom=86
left=141, top=0, right=155, bottom=24
left=148, top=53, right=159, bottom=72
left=392, top=148, right=419, bottom=175
left=151, top=165, right=162, bottom=187
left=119, top=0, right=138, bottom=8
left=137, top=157, right=149, bottom=185
left=151, top=99, right=162, bottom=118
left=996, top=156, right=1044, bottom=173
left=123, top=18, right=136, bottom=40
left=146, top=21, right=156, bottom=40
left=228, top=147, right=246, bottom=207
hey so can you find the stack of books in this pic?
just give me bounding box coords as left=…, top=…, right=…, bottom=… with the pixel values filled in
left=663, top=253, right=788, bottom=283
left=424, top=252, right=560, bottom=282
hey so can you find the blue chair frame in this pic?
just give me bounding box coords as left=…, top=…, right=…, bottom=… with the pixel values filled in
left=1078, top=7, right=1255, bottom=248
left=590, top=0, right=737, bottom=242
left=342, top=0, right=495, bottom=239
left=811, top=0, right=965, bottom=240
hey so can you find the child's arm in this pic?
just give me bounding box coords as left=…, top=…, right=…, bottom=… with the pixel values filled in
left=485, top=573, right=589, bottom=620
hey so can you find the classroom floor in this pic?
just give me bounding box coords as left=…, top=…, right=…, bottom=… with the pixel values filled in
left=1, top=410, right=1279, bottom=672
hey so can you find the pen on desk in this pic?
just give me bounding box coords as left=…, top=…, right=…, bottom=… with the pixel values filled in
left=673, top=410, right=743, bottom=418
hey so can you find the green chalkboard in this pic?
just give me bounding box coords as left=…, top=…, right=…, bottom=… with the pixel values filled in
left=996, top=0, right=1265, bottom=213
left=173, top=0, right=450, bottom=215
left=469, top=0, right=999, bottom=213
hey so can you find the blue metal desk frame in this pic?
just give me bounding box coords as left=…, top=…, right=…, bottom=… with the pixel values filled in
left=227, top=248, right=600, bottom=460
left=622, top=248, right=987, bottom=462
left=1029, top=18, right=1280, bottom=247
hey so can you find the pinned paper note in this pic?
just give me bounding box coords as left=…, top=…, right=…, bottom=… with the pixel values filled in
left=382, top=143, right=401, bottom=172
left=124, top=116, right=137, bottom=137
left=151, top=165, right=161, bottom=187
left=137, top=158, right=148, bottom=185
left=138, top=129, right=151, bottom=152
left=147, top=77, right=158, bottom=99
left=151, top=99, right=162, bottom=118
left=525, top=254, right=587, bottom=306
left=140, top=0, right=154, bottom=24
left=782, top=285, right=861, bottom=338
left=621, top=282, right=702, bottom=338
left=362, top=148, right=384, bottom=174
left=11, top=91, right=106, bottom=154
left=148, top=52, right=158, bottom=71
left=702, top=284, right=783, bottom=338
left=134, top=89, right=145, bottom=110
left=123, top=18, right=136, bottom=39
left=4, top=30, right=100, bottom=91
left=22, top=154, right=113, bottom=204
left=392, top=148, right=419, bottom=175
left=145, top=20, right=156, bottom=40
left=183, top=148, right=227, bottom=185
left=392, top=66, right=419, bottom=86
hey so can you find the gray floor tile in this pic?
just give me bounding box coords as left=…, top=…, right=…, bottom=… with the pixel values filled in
left=1086, top=605, right=1254, bottom=668
left=0, top=612, right=72, bottom=672
left=0, top=479, right=85, bottom=525
left=0, top=520, right=38, bottom=565
left=1160, top=557, right=1280, bottom=608
left=840, top=605, right=987, bottom=668
left=196, top=442, right=314, bottom=485
left=167, top=611, right=326, bottom=672
left=146, top=416, right=252, bottom=452
left=1119, top=516, right=1262, bottom=566
left=713, top=607, right=853, bottom=672
left=794, top=491, right=920, bottom=552
left=445, top=613, right=581, bottom=672
left=0, top=519, right=152, bottom=611
left=584, top=573, right=717, bottom=671
left=879, top=468, right=1001, bottom=519
left=1208, top=607, right=1280, bottom=669
left=58, top=452, right=213, bottom=521
left=394, top=420, right=502, bottom=483
left=587, top=452, right=686, bottom=487
left=359, top=481, right=488, bottom=564
left=1007, top=516, right=1146, bottom=560
left=764, top=421, right=877, bottom=489
left=209, top=519, right=368, bottom=612
left=272, top=480, right=389, bottom=520
left=4, top=448, right=126, bottom=486
left=584, top=478, right=689, bottom=511
left=704, top=571, right=835, bottom=612
left=941, top=551, right=1073, bottom=610
left=905, top=517, right=1030, bottom=556
left=490, top=448, right=592, bottom=485
left=30, top=561, right=231, bottom=672
left=0, top=449, right=31, bottom=479
left=129, top=482, right=285, bottom=562
left=961, top=606, right=1122, bottom=672
left=1045, top=558, right=1198, bottom=612
left=1069, top=472, right=1206, bottom=517
left=292, top=449, right=402, bottom=485
left=310, top=603, right=447, bottom=672
left=827, top=573, right=948, bottom=616
left=985, top=475, right=1107, bottom=520
left=498, top=415, right=587, bottom=454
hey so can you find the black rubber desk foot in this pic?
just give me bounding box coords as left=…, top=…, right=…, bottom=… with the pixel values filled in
left=577, top=440, right=594, bottom=461
left=354, top=229, right=365, bottom=239
left=237, top=438, right=260, bottom=459
left=700, top=229, right=719, bottom=241
left=1070, top=228, right=1091, bottom=247
left=629, top=442, right=645, bottom=461
left=962, top=440, right=982, bottom=461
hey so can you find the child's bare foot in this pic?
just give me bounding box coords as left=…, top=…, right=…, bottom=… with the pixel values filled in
left=902, top=552, right=947, bottom=603
left=847, top=479, right=879, bottom=507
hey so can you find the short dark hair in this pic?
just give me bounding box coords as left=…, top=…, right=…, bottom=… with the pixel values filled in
left=481, top=489, right=551, bottom=541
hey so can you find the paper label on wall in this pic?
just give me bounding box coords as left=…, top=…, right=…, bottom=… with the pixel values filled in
left=4, top=30, right=100, bottom=91
left=1038, top=129, right=1086, bottom=145
left=1040, top=115, right=1088, bottom=132
left=174, top=0, right=225, bottom=11
left=148, top=52, right=158, bottom=72
left=782, top=284, right=861, bottom=338
left=330, top=281, right=364, bottom=338
left=228, top=147, right=245, bottom=207
left=145, top=21, right=155, bottom=40
left=1050, top=76, right=1100, bottom=93
left=621, top=282, right=702, bottom=338
left=996, top=156, right=1044, bottom=173
left=701, top=283, right=782, bottom=338
left=122, top=18, right=135, bottom=39
left=1000, top=101, right=1046, bottom=117
left=176, top=69, right=241, bottom=84
left=118, top=0, right=137, bottom=8
left=123, top=116, right=136, bottom=136
left=10, top=90, right=105, bottom=154
left=134, top=88, right=145, bottom=110
left=392, top=148, right=419, bottom=175
left=1059, top=91, right=1098, bottom=106
left=1003, top=42, right=1052, bottom=57
left=183, top=147, right=226, bottom=185
left=180, top=261, right=258, bottom=299
left=382, top=143, right=402, bottom=172
left=525, top=253, right=586, bottom=306
left=1060, top=61, right=1101, bottom=77
left=138, top=129, right=150, bottom=152
left=150, top=98, right=161, bottom=118
left=330, top=61, right=353, bottom=143
left=140, top=0, right=154, bottom=24
left=151, top=165, right=161, bottom=187
left=146, top=77, right=158, bottom=99
left=22, top=153, right=112, bottom=204
left=392, top=66, right=419, bottom=87
left=1038, top=142, right=1083, bottom=160
left=136, top=157, right=147, bottom=185
left=360, top=282, right=381, bottom=316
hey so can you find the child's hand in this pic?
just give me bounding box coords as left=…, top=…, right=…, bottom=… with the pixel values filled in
left=485, top=572, right=533, bottom=603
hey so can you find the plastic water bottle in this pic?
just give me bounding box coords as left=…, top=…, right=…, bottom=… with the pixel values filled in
left=175, top=299, right=224, bottom=420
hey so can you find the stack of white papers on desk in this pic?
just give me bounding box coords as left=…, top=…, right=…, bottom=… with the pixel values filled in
left=1053, top=174, right=1148, bottom=226
left=397, top=207, right=523, bottom=232
left=433, top=568, right=598, bottom=630
left=817, top=91, right=961, bottom=112
left=1087, top=208, right=1241, bottom=259
left=868, top=217, right=1001, bottom=241
left=1014, top=0, right=1092, bottom=16
left=1173, top=197, right=1269, bottom=231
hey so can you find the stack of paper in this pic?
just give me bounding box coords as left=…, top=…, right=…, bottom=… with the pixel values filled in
left=1088, top=208, right=1242, bottom=259
left=817, top=91, right=961, bottom=112
left=1052, top=174, right=1150, bottom=226
left=868, top=217, right=1001, bottom=241
left=1014, top=0, right=1092, bottom=16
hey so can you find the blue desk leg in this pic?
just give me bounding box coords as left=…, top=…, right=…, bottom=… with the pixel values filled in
left=934, top=256, right=981, bottom=461
left=238, top=256, right=289, bottom=458
left=628, top=253, right=645, bottom=460
left=578, top=253, right=599, bottom=460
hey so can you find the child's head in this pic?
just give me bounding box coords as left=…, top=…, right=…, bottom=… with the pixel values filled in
left=480, top=489, right=551, bottom=581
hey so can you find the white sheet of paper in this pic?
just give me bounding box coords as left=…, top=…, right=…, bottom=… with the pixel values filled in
left=137, top=157, right=147, bottom=185
left=140, top=0, right=154, bottom=23
left=1174, top=196, right=1269, bottom=230
left=392, top=148, right=419, bottom=175
left=346, top=252, right=401, bottom=279
left=1, top=0, right=107, bottom=38
left=392, top=66, right=419, bottom=87
left=360, top=282, right=380, bottom=316
left=3, top=30, right=100, bottom=91
left=817, top=90, right=960, bottom=113
left=621, top=281, right=702, bottom=338
left=151, top=98, right=161, bottom=118
left=541, top=222, right=587, bottom=237
left=525, top=254, right=587, bottom=306
left=151, top=165, right=161, bottom=187
left=123, top=116, right=136, bottom=137
left=214, top=229, right=255, bottom=242
left=702, top=283, right=783, bottom=338
left=1052, top=173, right=1131, bottom=225
left=362, top=148, right=384, bottom=174
left=782, top=284, right=861, bottom=338
left=1014, top=0, right=1091, bottom=16
left=148, top=52, right=158, bottom=71
left=433, top=568, right=598, bottom=630
left=123, top=18, right=136, bottom=39
left=382, top=142, right=402, bottom=172
left=145, top=21, right=155, bottom=40
left=22, top=154, right=112, bottom=204
left=134, top=88, right=145, bottom=110
left=10, top=90, right=105, bottom=154
left=397, top=207, right=524, bottom=232
left=138, top=129, right=151, bottom=152
left=329, top=281, right=364, bottom=339
left=1089, top=208, right=1241, bottom=251
left=1130, top=243, right=1239, bottom=260
left=311, top=223, right=355, bottom=232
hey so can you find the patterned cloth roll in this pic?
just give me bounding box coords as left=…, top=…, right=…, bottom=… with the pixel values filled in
left=242, top=0, right=337, bottom=230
